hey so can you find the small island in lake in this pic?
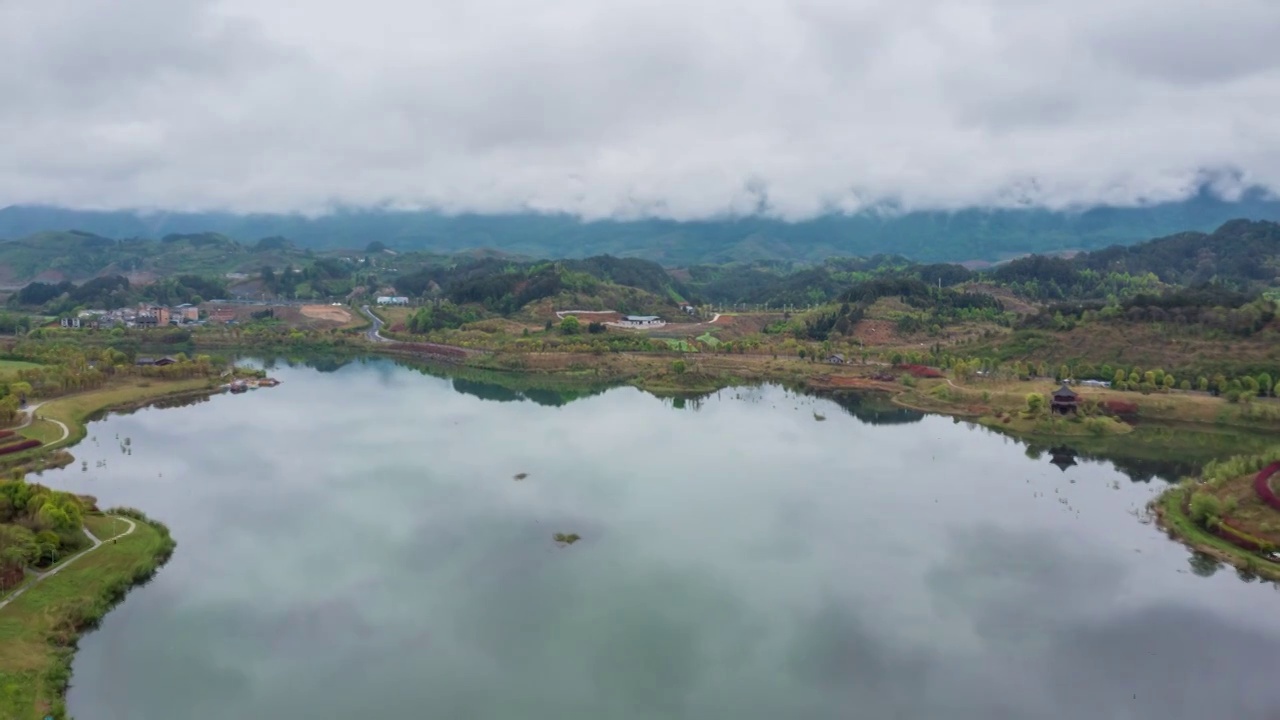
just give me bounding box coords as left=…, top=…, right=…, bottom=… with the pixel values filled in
left=1156, top=451, right=1280, bottom=581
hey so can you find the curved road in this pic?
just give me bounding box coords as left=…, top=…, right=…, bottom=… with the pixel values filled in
left=360, top=305, right=393, bottom=343
left=0, top=516, right=137, bottom=612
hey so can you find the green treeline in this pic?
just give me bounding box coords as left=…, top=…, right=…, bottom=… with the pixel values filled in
left=0, top=480, right=91, bottom=590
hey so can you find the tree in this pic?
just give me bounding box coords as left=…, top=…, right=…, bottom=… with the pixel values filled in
left=544, top=320, right=553, bottom=331
left=1188, top=491, right=1224, bottom=527
left=1025, top=393, right=1045, bottom=415
left=1113, top=369, right=1126, bottom=385
left=1259, top=373, right=1274, bottom=397
left=1242, top=376, right=1259, bottom=396
left=1162, top=375, right=1175, bottom=391
left=672, top=359, right=686, bottom=375
left=559, top=316, right=580, bottom=335
left=1180, top=380, right=1191, bottom=391
left=1198, top=376, right=1209, bottom=392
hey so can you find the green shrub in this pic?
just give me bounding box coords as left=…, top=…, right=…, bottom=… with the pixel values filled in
left=1188, top=491, right=1224, bottom=527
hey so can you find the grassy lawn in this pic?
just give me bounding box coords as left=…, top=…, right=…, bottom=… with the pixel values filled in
left=83, top=515, right=129, bottom=541
left=0, top=360, right=42, bottom=380
left=18, top=420, right=64, bottom=446
left=976, top=412, right=1132, bottom=437
left=0, top=517, right=170, bottom=719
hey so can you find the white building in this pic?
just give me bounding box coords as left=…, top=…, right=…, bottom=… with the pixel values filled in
left=375, top=296, right=410, bottom=306
left=619, top=315, right=663, bottom=327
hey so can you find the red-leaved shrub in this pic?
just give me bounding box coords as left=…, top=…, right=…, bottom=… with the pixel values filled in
left=1255, top=462, right=1280, bottom=512
left=1101, top=400, right=1139, bottom=416
left=0, top=430, right=15, bottom=440
left=895, top=364, right=943, bottom=378
left=0, top=439, right=41, bottom=455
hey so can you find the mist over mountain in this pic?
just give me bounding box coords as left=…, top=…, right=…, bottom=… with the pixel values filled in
left=4, top=188, right=1279, bottom=265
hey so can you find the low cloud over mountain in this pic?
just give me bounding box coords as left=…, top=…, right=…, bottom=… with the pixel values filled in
left=3, top=0, right=1279, bottom=219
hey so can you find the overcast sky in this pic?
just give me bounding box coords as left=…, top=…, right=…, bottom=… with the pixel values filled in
left=2, top=0, right=1279, bottom=219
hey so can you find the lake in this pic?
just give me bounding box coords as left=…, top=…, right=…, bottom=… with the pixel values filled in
left=44, top=358, right=1280, bottom=719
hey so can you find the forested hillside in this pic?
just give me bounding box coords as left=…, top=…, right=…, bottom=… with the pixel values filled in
left=392, top=255, right=689, bottom=316
left=0, top=231, right=319, bottom=286
left=4, top=187, right=1278, bottom=263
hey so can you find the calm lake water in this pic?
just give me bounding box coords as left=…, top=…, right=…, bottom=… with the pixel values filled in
left=43, top=359, right=1280, bottom=719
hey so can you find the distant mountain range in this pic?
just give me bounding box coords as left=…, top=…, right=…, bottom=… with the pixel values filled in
left=2, top=187, right=1279, bottom=265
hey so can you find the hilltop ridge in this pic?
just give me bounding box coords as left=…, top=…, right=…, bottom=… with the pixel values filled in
left=4, top=188, right=1280, bottom=265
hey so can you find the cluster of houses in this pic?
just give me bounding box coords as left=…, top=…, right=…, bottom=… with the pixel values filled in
left=60, top=303, right=202, bottom=330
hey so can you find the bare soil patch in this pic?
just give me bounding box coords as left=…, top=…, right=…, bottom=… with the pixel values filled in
left=852, top=319, right=898, bottom=346
left=301, top=304, right=353, bottom=324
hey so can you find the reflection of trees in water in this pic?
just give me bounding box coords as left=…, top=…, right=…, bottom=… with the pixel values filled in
left=1188, top=552, right=1223, bottom=578
left=670, top=395, right=709, bottom=411
left=235, top=353, right=358, bottom=374
left=1021, top=438, right=1196, bottom=484
left=819, top=391, right=926, bottom=426
left=452, top=378, right=522, bottom=403
left=447, top=377, right=608, bottom=407
left=150, top=394, right=213, bottom=410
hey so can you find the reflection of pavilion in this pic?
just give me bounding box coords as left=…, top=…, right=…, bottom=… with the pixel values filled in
left=1049, top=446, right=1078, bottom=472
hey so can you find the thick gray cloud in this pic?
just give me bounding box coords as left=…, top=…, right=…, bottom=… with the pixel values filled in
left=2, top=0, right=1279, bottom=219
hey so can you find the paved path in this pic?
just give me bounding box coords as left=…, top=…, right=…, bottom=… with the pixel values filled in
left=0, top=516, right=137, bottom=612
left=360, top=305, right=393, bottom=343
left=13, top=401, right=71, bottom=446
left=16, top=401, right=43, bottom=429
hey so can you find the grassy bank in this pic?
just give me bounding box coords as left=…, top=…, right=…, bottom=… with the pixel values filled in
left=35, top=377, right=217, bottom=449
left=0, top=377, right=222, bottom=475
left=0, top=510, right=176, bottom=720
left=1154, top=485, right=1280, bottom=583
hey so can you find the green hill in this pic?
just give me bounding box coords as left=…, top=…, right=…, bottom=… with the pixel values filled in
left=0, top=231, right=321, bottom=286
left=4, top=186, right=1280, bottom=263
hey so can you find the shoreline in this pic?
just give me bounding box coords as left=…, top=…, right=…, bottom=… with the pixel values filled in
left=0, top=378, right=228, bottom=475
left=1151, top=486, right=1280, bottom=583
left=1, top=341, right=1275, bottom=716
left=356, top=342, right=1280, bottom=440
left=0, top=510, right=176, bottom=720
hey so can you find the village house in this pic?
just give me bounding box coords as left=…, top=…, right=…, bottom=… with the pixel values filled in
left=59, top=316, right=81, bottom=329
left=827, top=353, right=846, bottom=365
left=208, top=308, right=237, bottom=324
left=135, top=356, right=178, bottom=367
left=173, top=303, right=200, bottom=323
left=376, top=296, right=410, bottom=306
left=138, top=304, right=170, bottom=326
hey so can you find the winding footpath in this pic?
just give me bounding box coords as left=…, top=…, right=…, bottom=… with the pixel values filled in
left=17, top=402, right=71, bottom=445
left=0, top=516, right=137, bottom=612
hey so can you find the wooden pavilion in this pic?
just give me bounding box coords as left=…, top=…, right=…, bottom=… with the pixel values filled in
left=1050, top=383, right=1080, bottom=415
